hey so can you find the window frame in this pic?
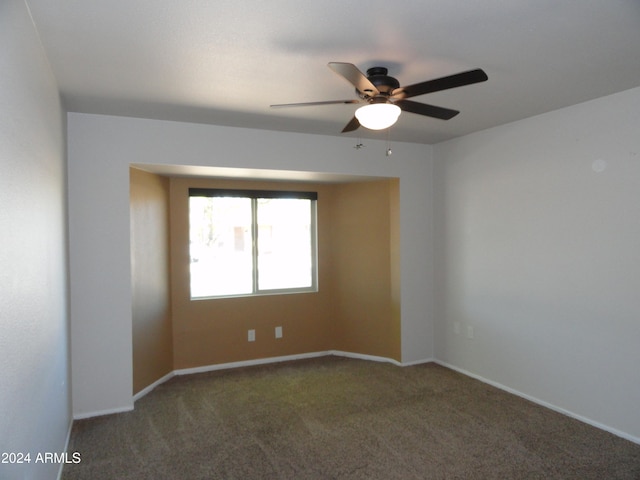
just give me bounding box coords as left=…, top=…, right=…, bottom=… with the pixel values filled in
left=188, top=188, right=318, bottom=300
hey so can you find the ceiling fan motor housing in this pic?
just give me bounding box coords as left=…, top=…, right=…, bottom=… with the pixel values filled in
left=359, top=67, right=400, bottom=98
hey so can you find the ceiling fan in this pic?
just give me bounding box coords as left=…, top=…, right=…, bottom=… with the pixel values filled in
left=271, top=62, right=488, bottom=132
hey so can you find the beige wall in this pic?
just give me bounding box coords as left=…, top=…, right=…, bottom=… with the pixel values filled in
left=132, top=172, right=400, bottom=378
left=170, top=177, right=335, bottom=368
left=130, top=168, right=173, bottom=393
left=331, top=179, right=401, bottom=361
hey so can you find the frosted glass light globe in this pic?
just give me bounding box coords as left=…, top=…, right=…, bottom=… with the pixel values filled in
left=355, top=103, right=401, bottom=130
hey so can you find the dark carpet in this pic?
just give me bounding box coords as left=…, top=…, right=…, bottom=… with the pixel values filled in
left=62, top=356, right=640, bottom=479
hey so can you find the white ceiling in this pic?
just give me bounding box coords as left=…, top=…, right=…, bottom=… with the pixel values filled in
left=27, top=0, right=640, bottom=145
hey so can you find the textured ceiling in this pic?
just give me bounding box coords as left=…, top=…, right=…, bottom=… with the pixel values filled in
left=26, top=0, right=640, bottom=144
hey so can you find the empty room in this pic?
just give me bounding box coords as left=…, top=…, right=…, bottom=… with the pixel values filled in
left=1, top=1, right=639, bottom=479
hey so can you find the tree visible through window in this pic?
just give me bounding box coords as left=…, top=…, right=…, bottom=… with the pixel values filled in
left=188, top=188, right=318, bottom=299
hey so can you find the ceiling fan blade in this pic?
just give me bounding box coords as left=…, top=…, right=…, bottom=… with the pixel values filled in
left=328, top=62, right=380, bottom=96
left=391, top=69, right=488, bottom=100
left=270, top=99, right=360, bottom=108
left=341, top=116, right=361, bottom=133
left=395, top=100, right=459, bottom=120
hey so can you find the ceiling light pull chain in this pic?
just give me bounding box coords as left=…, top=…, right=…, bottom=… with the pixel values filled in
left=385, top=128, right=393, bottom=157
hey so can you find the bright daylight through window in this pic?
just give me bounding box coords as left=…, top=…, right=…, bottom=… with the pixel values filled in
left=189, top=188, right=318, bottom=299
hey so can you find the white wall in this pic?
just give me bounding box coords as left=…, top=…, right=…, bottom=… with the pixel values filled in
left=434, top=86, right=640, bottom=442
left=67, top=113, right=435, bottom=416
left=0, top=1, right=71, bottom=479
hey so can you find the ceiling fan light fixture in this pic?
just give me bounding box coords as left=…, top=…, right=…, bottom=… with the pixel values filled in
left=355, top=103, right=401, bottom=130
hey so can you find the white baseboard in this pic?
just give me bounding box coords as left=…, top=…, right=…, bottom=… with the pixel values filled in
left=57, top=419, right=74, bottom=480
left=329, top=350, right=403, bottom=366
left=133, top=371, right=175, bottom=402
left=174, top=351, right=330, bottom=377
left=73, top=404, right=133, bottom=420
left=330, top=350, right=435, bottom=367
left=400, top=357, right=436, bottom=367
left=433, top=359, right=640, bottom=446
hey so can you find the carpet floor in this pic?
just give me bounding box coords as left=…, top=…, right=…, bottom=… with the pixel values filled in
left=62, top=356, right=640, bottom=479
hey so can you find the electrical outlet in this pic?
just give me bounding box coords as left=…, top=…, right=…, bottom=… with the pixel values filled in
left=467, top=326, right=474, bottom=339
left=454, top=321, right=461, bottom=335
left=275, top=326, right=283, bottom=339
left=248, top=329, right=255, bottom=342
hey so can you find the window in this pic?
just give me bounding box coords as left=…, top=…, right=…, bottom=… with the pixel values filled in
left=188, top=188, right=318, bottom=299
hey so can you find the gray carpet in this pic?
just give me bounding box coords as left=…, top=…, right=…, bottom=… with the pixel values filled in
left=62, top=356, right=640, bottom=479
